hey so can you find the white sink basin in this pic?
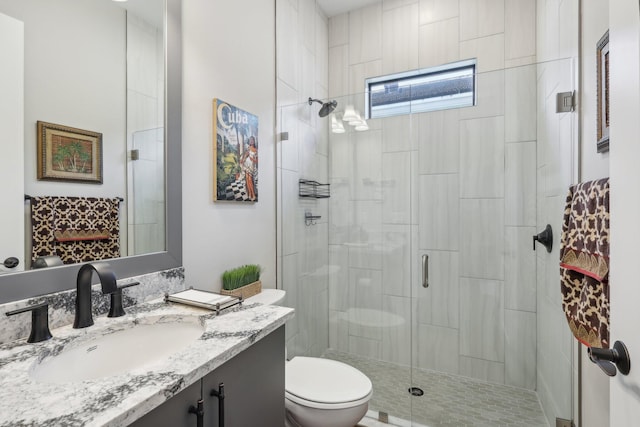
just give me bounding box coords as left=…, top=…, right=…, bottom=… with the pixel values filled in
left=30, top=317, right=204, bottom=384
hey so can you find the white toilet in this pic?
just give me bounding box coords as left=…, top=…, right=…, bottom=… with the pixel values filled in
left=247, top=289, right=373, bottom=427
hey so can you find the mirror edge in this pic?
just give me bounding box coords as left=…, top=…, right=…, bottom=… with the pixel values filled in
left=0, top=0, right=182, bottom=304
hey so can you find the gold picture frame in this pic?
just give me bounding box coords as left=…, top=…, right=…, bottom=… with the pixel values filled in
left=37, top=121, right=103, bottom=184
left=596, top=30, right=610, bottom=153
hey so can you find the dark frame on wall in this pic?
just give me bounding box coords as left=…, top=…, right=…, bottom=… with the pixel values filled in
left=596, top=30, right=610, bottom=153
left=37, top=121, right=103, bottom=184
left=212, top=99, right=259, bottom=203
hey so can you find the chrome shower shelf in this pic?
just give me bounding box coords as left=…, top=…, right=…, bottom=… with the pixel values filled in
left=298, top=179, right=330, bottom=199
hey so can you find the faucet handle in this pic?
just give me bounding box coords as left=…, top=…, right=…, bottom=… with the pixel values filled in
left=6, top=302, right=53, bottom=343
left=108, top=281, right=140, bottom=318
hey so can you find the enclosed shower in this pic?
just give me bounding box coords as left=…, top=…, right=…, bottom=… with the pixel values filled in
left=276, top=1, right=578, bottom=425
left=277, top=58, right=577, bottom=426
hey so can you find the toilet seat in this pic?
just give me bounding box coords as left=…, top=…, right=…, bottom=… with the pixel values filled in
left=285, top=357, right=372, bottom=410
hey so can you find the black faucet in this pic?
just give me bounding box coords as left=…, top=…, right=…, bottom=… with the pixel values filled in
left=73, top=262, right=118, bottom=329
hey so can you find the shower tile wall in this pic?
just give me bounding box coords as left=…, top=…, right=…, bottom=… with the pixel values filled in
left=327, top=0, right=538, bottom=390
left=276, top=0, right=331, bottom=359
left=275, top=1, right=579, bottom=424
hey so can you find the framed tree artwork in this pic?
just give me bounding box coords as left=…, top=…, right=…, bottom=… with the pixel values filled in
left=37, top=121, right=103, bottom=183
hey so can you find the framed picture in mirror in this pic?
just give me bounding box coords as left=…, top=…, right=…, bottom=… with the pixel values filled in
left=596, top=30, right=609, bottom=153
left=37, top=121, right=103, bottom=183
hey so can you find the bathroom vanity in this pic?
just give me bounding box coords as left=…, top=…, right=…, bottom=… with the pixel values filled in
left=131, top=325, right=285, bottom=427
left=0, top=298, right=293, bottom=426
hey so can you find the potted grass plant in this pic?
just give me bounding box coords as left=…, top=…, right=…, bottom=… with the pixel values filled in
left=219, top=264, right=262, bottom=299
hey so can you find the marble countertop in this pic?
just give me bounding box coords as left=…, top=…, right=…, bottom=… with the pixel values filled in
left=0, top=299, right=294, bottom=426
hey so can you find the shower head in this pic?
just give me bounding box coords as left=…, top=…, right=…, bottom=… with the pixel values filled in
left=318, top=100, right=338, bottom=117
left=308, top=97, right=338, bottom=118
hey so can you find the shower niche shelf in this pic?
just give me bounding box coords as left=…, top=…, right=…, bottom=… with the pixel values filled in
left=298, top=179, right=330, bottom=199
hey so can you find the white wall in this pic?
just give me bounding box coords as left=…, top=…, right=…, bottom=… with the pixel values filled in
left=579, top=2, right=611, bottom=426
left=609, top=1, right=640, bottom=425
left=0, top=12, right=24, bottom=273
left=0, top=0, right=128, bottom=201
left=182, top=0, right=277, bottom=291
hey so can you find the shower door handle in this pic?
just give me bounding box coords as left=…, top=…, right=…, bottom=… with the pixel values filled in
left=422, top=254, right=429, bottom=288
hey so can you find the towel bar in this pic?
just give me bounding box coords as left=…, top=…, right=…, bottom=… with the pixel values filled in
left=24, top=195, right=123, bottom=202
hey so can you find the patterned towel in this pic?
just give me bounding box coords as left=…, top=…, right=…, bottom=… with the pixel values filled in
left=560, top=178, right=610, bottom=348
left=30, top=196, right=121, bottom=265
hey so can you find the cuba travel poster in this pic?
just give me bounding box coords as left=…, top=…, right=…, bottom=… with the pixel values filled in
left=213, top=99, right=259, bottom=202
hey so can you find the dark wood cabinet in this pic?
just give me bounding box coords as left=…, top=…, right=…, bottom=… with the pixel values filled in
left=130, top=326, right=285, bottom=427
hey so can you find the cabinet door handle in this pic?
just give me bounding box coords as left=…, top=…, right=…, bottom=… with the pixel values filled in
left=188, top=399, right=204, bottom=427
left=210, top=382, right=225, bottom=427
left=422, top=254, right=429, bottom=288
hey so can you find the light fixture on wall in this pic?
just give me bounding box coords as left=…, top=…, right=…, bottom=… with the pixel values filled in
left=354, top=120, right=369, bottom=131
left=342, top=105, right=359, bottom=122
left=347, top=112, right=369, bottom=131
left=347, top=112, right=362, bottom=125
left=331, top=105, right=369, bottom=133
left=330, top=114, right=345, bottom=134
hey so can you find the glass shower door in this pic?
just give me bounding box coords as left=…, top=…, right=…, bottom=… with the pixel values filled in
left=276, top=94, right=415, bottom=424
left=128, top=127, right=165, bottom=256
left=409, top=62, right=575, bottom=426
left=325, top=91, right=414, bottom=424
left=277, top=62, right=576, bottom=424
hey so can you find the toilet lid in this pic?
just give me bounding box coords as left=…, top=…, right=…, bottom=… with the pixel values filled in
left=285, top=357, right=372, bottom=406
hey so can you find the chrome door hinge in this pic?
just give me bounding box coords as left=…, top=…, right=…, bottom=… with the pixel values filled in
left=556, top=91, right=575, bottom=113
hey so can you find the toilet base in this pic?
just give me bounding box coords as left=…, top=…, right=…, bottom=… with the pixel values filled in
left=285, top=397, right=368, bottom=427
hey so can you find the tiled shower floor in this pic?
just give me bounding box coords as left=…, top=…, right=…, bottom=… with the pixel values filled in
left=323, top=350, right=549, bottom=427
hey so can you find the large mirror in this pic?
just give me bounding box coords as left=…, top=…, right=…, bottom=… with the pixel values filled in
left=0, top=0, right=182, bottom=304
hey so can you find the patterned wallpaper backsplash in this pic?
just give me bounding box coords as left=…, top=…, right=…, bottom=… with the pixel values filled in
left=0, top=267, right=185, bottom=345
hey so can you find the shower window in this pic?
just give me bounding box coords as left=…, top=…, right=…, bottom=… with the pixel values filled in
left=365, top=59, right=476, bottom=119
